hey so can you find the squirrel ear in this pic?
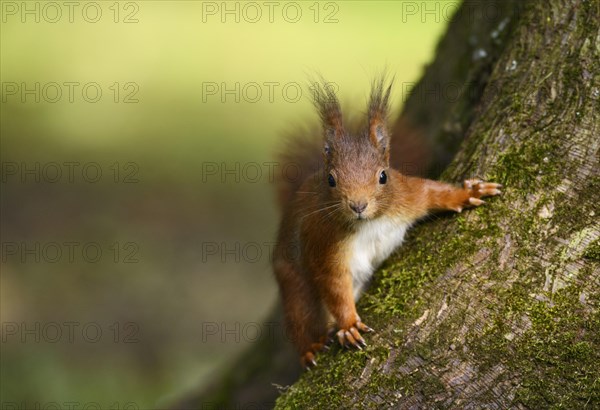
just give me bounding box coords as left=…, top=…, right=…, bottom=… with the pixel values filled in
left=312, top=81, right=344, bottom=147
left=367, top=77, right=393, bottom=155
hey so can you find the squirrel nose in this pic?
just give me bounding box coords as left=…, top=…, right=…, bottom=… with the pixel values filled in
left=349, top=201, right=368, bottom=214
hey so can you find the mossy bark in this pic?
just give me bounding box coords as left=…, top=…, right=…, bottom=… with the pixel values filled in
left=172, top=0, right=600, bottom=408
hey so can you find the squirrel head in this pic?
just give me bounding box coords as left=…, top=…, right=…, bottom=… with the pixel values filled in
left=313, top=79, right=394, bottom=221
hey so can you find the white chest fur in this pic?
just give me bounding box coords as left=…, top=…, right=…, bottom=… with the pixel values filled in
left=347, top=216, right=412, bottom=300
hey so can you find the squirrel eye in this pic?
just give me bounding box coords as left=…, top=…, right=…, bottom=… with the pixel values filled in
left=379, top=170, right=387, bottom=184
left=327, top=173, right=336, bottom=188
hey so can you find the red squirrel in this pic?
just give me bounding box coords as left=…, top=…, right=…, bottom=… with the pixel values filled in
left=272, top=79, right=501, bottom=368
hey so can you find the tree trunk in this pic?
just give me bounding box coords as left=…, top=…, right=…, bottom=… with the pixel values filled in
left=172, top=0, right=600, bottom=408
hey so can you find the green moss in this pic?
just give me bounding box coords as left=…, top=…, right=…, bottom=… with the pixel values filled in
left=515, top=288, right=600, bottom=407
left=583, top=240, right=600, bottom=261
left=471, top=283, right=600, bottom=409
left=491, top=137, right=563, bottom=195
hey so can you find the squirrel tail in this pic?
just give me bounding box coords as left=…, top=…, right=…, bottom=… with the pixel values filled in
left=274, top=126, right=323, bottom=210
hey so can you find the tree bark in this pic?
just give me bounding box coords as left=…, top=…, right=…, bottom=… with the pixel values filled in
left=172, top=0, right=600, bottom=408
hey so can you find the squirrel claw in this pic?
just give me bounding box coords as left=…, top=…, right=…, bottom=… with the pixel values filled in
left=310, top=341, right=327, bottom=353
left=336, top=323, right=371, bottom=349
left=323, top=331, right=336, bottom=347
left=469, top=197, right=485, bottom=206
left=464, top=179, right=502, bottom=208
left=301, top=351, right=318, bottom=369
left=356, top=321, right=374, bottom=333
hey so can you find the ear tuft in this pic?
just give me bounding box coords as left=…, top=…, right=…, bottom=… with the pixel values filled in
left=310, top=78, right=344, bottom=150
left=367, top=76, right=393, bottom=154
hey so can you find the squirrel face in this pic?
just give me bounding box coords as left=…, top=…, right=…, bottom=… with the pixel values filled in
left=324, top=133, right=391, bottom=221
left=314, top=79, right=394, bottom=222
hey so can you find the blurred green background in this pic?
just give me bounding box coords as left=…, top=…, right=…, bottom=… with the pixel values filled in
left=1, top=1, right=455, bottom=407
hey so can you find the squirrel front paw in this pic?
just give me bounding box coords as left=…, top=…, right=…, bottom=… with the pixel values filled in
left=336, top=320, right=373, bottom=349
left=461, top=179, right=502, bottom=209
